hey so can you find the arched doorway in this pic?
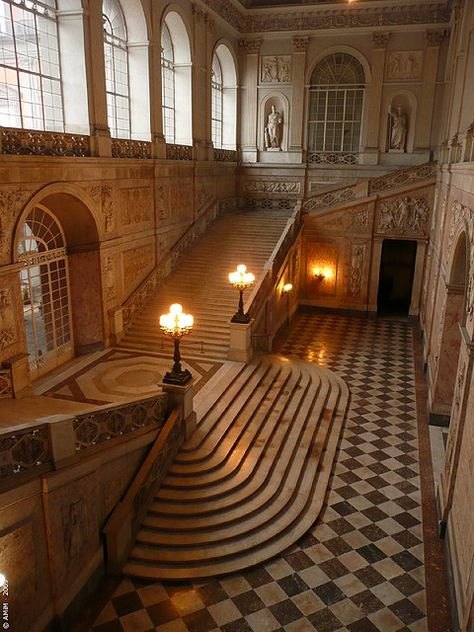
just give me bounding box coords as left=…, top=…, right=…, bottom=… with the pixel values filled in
left=18, top=206, right=73, bottom=377
left=430, top=232, right=468, bottom=423
left=377, top=239, right=417, bottom=315
left=15, top=186, right=104, bottom=380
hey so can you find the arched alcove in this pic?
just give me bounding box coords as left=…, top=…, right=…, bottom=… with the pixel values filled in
left=384, top=91, right=417, bottom=153
left=260, top=93, right=289, bottom=152
left=14, top=186, right=104, bottom=375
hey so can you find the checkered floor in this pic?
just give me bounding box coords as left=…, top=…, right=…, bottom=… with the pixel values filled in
left=89, top=312, right=447, bottom=632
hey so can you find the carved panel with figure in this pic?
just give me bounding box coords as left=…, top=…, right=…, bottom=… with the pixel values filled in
left=376, top=196, right=430, bottom=236
left=119, top=187, right=153, bottom=226
left=122, top=244, right=154, bottom=294
left=261, top=56, right=291, bottom=83
left=386, top=51, right=423, bottom=80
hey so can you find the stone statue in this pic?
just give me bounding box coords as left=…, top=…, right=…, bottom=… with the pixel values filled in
left=265, top=105, right=283, bottom=150
left=389, top=105, right=407, bottom=151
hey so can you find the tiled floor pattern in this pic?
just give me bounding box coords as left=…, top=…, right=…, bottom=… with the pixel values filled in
left=42, top=348, right=223, bottom=406
left=89, top=312, right=448, bottom=632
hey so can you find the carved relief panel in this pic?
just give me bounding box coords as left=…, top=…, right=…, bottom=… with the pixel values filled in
left=376, top=196, right=430, bottom=237
left=261, top=55, right=291, bottom=83
left=122, top=244, right=154, bottom=294
left=119, top=187, right=153, bottom=226
left=348, top=244, right=366, bottom=297
left=386, top=51, right=423, bottom=80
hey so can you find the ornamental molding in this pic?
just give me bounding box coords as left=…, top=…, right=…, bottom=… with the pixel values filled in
left=239, top=38, right=262, bottom=53
left=201, top=1, right=450, bottom=34
left=244, top=180, right=300, bottom=194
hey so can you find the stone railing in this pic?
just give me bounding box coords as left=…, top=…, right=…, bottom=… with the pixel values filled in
left=247, top=202, right=302, bottom=323
left=0, top=127, right=91, bottom=157
left=303, top=162, right=437, bottom=213
left=119, top=199, right=219, bottom=332
left=244, top=198, right=295, bottom=211
left=368, top=161, right=437, bottom=195
left=74, top=394, right=169, bottom=452
left=214, top=148, right=238, bottom=162
left=104, top=407, right=184, bottom=571
left=0, top=368, right=12, bottom=399
left=0, top=392, right=170, bottom=489
left=308, top=151, right=359, bottom=165
left=165, top=143, right=193, bottom=160
left=112, top=138, right=152, bottom=159
left=0, top=424, right=51, bottom=479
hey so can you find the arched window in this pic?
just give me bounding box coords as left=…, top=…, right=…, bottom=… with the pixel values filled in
left=211, top=54, right=223, bottom=148
left=0, top=0, right=64, bottom=131
left=308, top=53, right=365, bottom=153
left=212, top=43, right=237, bottom=150
left=161, top=22, right=175, bottom=143
left=103, top=0, right=130, bottom=139
left=160, top=12, right=191, bottom=146
left=18, top=206, right=73, bottom=377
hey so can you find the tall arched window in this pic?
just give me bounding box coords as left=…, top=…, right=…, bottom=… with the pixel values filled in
left=211, top=54, right=223, bottom=148
left=161, top=22, right=175, bottom=143
left=308, top=53, right=365, bottom=153
left=103, top=0, right=130, bottom=139
left=0, top=0, right=64, bottom=131
left=160, top=12, right=191, bottom=146
left=18, top=206, right=73, bottom=377
left=212, top=43, right=237, bottom=150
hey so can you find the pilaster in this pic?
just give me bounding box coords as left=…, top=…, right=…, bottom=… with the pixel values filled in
left=416, top=30, right=445, bottom=151
left=364, top=32, right=390, bottom=159
left=239, top=39, right=262, bottom=163
left=288, top=36, right=309, bottom=161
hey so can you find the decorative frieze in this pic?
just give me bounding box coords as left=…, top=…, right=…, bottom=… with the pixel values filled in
left=74, top=394, right=169, bottom=451
left=244, top=180, right=300, bottom=195
left=239, top=38, right=262, bottom=53
left=376, top=196, right=430, bottom=236
left=308, top=152, right=359, bottom=165
left=111, top=139, right=152, bottom=160
left=165, top=143, right=193, bottom=161
left=245, top=198, right=295, bottom=211
left=1, top=127, right=91, bottom=157
left=119, top=188, right=153, bottom=225
left=386, top=51, right=423, bottom=81
left=368, top=162, right=436, bottom=195
left=0, top=425, right=51, bottom=478
left=303, top=186, right=357, bottom=212
left=261, top=56, right=291, bottom=83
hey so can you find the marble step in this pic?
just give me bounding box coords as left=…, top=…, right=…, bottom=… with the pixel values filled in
left=123, top=356, right=349, bottom=579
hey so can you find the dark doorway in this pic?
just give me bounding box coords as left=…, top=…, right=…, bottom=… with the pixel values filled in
left=377, top=239, right=417, bottom=315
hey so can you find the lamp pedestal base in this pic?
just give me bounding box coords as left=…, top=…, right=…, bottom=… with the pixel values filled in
left=159, top=379, right=196, bottom=438
left=162, top=368, right=192, bottom=386
left=228, top=320, right=253, bottom=363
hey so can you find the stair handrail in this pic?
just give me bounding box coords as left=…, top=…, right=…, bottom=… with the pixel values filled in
left=116, top=199, right=219, bottom=334
left=245, top=202, right=302, bottom=320
left=103, top=407, right=184, bottom=572
left=303, top=161, right=437, bottom=213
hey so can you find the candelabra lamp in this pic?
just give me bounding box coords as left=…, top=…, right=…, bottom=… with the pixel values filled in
left=229, top=264, right=255, bottom=324
left=159, top=303, right=193, bottom=385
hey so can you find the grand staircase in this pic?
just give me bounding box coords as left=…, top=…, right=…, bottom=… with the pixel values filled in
left=119, top=209, right=292, bottom=359
left=123, top=354, right=349, bottom=579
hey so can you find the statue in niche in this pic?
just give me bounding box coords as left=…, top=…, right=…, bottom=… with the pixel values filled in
left=389, top=104, right=407, bottom=151
left=265, top=105, right=283, bottom=150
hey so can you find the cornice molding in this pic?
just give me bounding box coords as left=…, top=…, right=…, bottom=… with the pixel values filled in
left=201, top=0, right=451, bottom=35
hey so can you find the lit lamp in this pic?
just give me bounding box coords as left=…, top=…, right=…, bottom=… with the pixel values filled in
left=282, top=283, right=293, bottom=295
left=312, top=266, right=333, bottom=283
left=159, top=303, right=193, bottom=385
left=229, top=264, right=255, bottom=324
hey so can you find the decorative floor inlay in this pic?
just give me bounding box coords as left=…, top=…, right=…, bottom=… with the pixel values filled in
left=42, top=348, right=223, bottom=405
left=87, top=312, right=451, bottom=632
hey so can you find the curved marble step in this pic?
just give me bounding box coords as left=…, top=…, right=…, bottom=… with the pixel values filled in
left=124, top=355, right=349, bottom=580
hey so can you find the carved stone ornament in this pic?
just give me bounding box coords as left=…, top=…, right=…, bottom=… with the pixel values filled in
left=447, top=200, right=474, bottom=322
left=426, top=29, right=446, bottom=47
left=372, top=32, right=390, bottom=49
left=292, top=36, right=309, bottom=52
left=386, top=51, right=423, bottom=80
left=119, top=188, right=153, bottom=225
left=103, top=256, right=116, bottom=302
left=444, top=360, right=466, bottom=474
left=376, top=196, right=429, bottom=236
left=0, top=288, right=16, bottom=350
left=261, top=56, right=291, bottom=83
left=89, top=184, right=114, bottom=233
left=111, top=139, right=152, bottom=160
left=348, top=245, right=365, bottom=297
left=62, top=499, right=87, bottom=560
left=1, top=127, right=90, bottom=157
left=0, top=190, right=29, bottom=251
left=239, top=39, right=262, bottom=54
left=245, top=180, right=300, bottom=194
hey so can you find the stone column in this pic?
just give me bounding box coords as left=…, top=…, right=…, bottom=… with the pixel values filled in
left=362, top=32, right=390, bottom=164
left=240, top=39, right=262, bottom=163
left=367, top=237, right=383, bottom=312
left=288, top=36, right=309, bottom=161
left=192, top=6, right=211, bottom=161
left=415, top=30, right=445, bottom=152
left=85, top=0, right=112, bottom=156
left=149, top=2, right=166, bottom=159
left=409, top=240, right=427, bottom=316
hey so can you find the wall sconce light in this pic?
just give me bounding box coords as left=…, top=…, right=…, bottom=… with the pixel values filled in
left=282, top=283, right=293, bottom=295
left=312, top=266, right=333, bottom=283
left=159, top=303, right=193, bottom=385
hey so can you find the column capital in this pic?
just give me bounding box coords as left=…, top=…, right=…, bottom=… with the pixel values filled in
left=292, top=36, right=309, bottom=52
left=426, top=29, right=447, bottom=47
left=371, top=31, right=390, bottom=49
left=239, top=39, right=262, bottom=54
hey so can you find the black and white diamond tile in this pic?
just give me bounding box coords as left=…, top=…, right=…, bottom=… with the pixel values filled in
left=89, top=312, right=442, bottom=632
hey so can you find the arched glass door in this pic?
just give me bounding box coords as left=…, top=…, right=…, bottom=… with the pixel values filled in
left=18, top=206, right=73, bottom=377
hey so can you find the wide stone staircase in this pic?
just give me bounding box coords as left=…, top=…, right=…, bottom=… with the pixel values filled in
left=123, top=354, right=349, bottom=579
left=119, top=209, right=292, bottom=359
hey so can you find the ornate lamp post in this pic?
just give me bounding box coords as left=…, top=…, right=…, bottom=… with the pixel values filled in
left=229, top=264, right=255, bottom=324
left=159, top=303, right=193, bottom=385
